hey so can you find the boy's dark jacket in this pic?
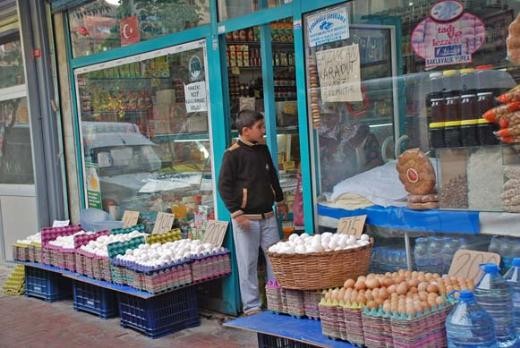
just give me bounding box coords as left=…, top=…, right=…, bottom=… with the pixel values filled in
left=218, top=139, right=284, bottom=218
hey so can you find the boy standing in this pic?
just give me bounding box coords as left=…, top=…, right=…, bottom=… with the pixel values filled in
left=218, top=110, right=288, bottom=315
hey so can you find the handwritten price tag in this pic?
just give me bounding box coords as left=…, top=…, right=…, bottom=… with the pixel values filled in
left=448, top=249, right=501, bottom=282
left=337, top=215, right=366, bottom=237
left=152, top=212, right=175, bottom=234
left=52, top=220, right=70, bottom=227
left=122, top=210, right=139, bottom=228
left=202, top=220, right=229, bottom=247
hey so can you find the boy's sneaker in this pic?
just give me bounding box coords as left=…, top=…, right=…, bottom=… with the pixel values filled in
left=243, top=307, right=262, bottom=316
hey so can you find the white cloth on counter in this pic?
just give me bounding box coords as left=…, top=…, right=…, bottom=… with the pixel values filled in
left=329, top=161, right=408, bottom=207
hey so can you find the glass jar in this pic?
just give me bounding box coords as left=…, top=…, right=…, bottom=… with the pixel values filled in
left=460, top=94, right=477, bottom=121
left=444, top=121, right=461, bottom=147
left=460, top=119, right=479, bottom=147
left=445, top=95, right=461, bottom=122
left=431, top=97, right=445, bottom=123
left=429, top=122, right=445, bottom=148
left=477, top=92, right=495, bottom=116
left=477, top=119, right=499, bottom=145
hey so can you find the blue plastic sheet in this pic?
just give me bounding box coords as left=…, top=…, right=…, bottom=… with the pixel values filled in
left=318, top=204, right=480, bottom=235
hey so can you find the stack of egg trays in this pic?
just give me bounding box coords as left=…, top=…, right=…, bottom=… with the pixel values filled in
left=13, top=243, right=31, bottom=262
left=75, top=249, right=95, bottom=278
left=265, top=280, right=283, bottom=313
left=145, top=229, right=181, bottom=244
left=285, top=289, right=305, bottom=318
left=362, top=310, right=389, bottom=348
left=111, top=224, right=146, bottom=235
left=41, top=225, right=82, bottom=265
left=343, top=306, right=365, bottom=346
left=29, top=242, right=42, bottom=263
left=389, top=304, right=452, bottom=348
left=319, top=301, right=341, bottom=339
left=72, top=231, right=109, bottom=274
left=106, top=236, right=145, bottom=283
left=191, top=249, right=231, bottom=282
left=303, top=290, right=322, bottom=319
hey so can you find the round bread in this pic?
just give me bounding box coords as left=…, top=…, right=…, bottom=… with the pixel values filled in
left=396, top=148, right=436, bottom=195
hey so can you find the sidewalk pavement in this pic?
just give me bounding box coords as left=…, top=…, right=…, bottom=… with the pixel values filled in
left=0, top=263, right=257, bottom=348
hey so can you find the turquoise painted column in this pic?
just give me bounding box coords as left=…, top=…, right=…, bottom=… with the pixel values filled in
left=293, top=2, right=316, bottom=234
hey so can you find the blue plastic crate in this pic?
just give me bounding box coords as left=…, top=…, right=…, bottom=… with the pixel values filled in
left=257, top=333, right=319, bottom=348
left=73, top=281, right=119, bottom=319
left=25, top=266, right=71, bottom=302
left=118, top=286, right=200, bottom=338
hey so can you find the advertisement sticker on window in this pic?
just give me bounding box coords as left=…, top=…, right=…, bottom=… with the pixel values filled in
left=411, top=0, right=485, bottom=68
left=307, top=7, right=349, bottom=47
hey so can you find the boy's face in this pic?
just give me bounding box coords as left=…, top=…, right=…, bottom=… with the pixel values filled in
left=242, top=119, right=265, bottom=143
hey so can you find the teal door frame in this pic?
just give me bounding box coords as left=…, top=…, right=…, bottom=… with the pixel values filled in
left=59, top=0, right=354, bottom=315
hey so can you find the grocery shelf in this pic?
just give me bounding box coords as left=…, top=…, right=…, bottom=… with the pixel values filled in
left=224, top=311, right=355, bottom=348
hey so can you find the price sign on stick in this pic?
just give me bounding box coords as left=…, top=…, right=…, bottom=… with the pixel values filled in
left=152, top=212, right=175, bottom=234
left=448, top=249, right=501, bottom=282
left=337, top=215, right=367, bottom=237
left=122, top=210, right=139, bottom=228
left=202, top=220, right=229, bottom=247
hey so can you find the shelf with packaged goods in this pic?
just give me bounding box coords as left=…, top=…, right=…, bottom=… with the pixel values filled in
left=152, top=126, right=300, bottom=143
left=227, top=41, right=294, bottom=48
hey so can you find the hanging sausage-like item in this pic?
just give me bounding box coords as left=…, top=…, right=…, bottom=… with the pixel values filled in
left=308, top=56, right=321, bottom=129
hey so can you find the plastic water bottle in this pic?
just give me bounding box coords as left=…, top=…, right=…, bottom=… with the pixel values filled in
left=446, top=290, right=497, bottom=348
left=474, top=263, right=518, bottom=347
left=504, top=258, right=520, bottom=337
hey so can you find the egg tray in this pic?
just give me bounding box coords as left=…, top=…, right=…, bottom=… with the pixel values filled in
left=28, top=243, right=42, bottom=263
left=361, top=313, right=392, bottom=348
left=110, top=264, right=130, bottom=286
left=110, top=224, right=145, bottom=235
left=13, top=243, right=31, bottom=262
left=319, top=304, right=342, bottom=339
left=54, top=248, right=76, bottom=271
left=42, top=245, right=63, bottom=267
left=145, top=229, right=181, bottom=244
left=266, top=283, right=283, bottom=313
left=92, top=256, right=113, bottom=282
left=303, top=290, right=322, bottom=320
left=107, top=236, right=146, bottom=259
left=139, top=264, right=192, bottom=294
left=318, top=303, right=365, bottom=345
left=41, top=225, right=82, bottom=247
left=191, top=253, right=231, bottom=282
left=73, top=230, right=109, bottom=249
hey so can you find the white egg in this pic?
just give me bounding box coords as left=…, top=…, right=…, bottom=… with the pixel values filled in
left=288, top=233, right=299, bottom=241
left=360, top=234, right=370, bottom=242
left=295, top=245, right=306, bottom=254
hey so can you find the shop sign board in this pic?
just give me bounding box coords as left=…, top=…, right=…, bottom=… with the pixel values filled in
left=184, top=81, right=208, bottom=113
left=307, top=7, right=349, bottom=47
left=316, top=44, right=362, bottom=102
left=449, top=249, right=501, bottom=282
left=120, top=16, right=140, bottom=46
left=411, top=0, right=485, bottom=68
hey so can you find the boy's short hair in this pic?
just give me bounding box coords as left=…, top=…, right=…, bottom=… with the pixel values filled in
left=236, top=110, right=264, bottom=134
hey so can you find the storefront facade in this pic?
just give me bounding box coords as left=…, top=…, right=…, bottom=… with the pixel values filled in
left=45, top=0, right=520, bottom=316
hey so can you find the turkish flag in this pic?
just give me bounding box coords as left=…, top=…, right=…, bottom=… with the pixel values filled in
left=120, top=16, right=140, bottom=46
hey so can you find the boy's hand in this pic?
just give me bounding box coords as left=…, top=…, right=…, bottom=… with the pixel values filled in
left=276, top=202, right=289, bottom=219
left=234, top=215, right=250, bottom=230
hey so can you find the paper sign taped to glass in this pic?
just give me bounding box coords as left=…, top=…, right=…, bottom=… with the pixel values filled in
left=315, top=44, right=362, bottom=102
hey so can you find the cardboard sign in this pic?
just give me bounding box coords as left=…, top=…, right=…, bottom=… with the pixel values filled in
left=202, top=220, right=229, bottom=247
left=316, top=44, right=362, bottom=102
left=122, top=210, right=139, bottom=228
left=448, top=249, right=501, bottom=282
left=336, top=215, right=366, bottom=237
left=184, top=81, right=208, bottom=113
left=152, top=212, right=175, bottom=234
left=52, top=220, right=70, bottom=227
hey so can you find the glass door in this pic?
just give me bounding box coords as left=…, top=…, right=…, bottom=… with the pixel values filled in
left=224, top=18, right=303, bottom=234
left=74, top=40, right=215, bottom=235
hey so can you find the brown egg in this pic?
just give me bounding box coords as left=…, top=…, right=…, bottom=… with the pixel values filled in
left=358, top=276, right=367, bottom=282
left=356, top=293, right=366, bottom=305
left=372, top=288, right=380, bottom=299
left=366, top=273, right=376, bottom=279
left=365, top=290, right=374, bottom=301
left=427, top=283, right=439, bottom=294
left=404, top=270, right=412, bottom=278
left=418, top=291, right=429, bottom=301
left=379, top=288, right=389, bottom=300
left=344, top=279, right=355, bottom=289
left=396, top=282, right=409, bottom=295
left=354, top=279, right=367, bottom=290
left=339, top=288, right=346, bottom=298
left=406, top=303, right=415, bottom=316
left=408, top=286, right=418, bottom=294
left=382, top=276, right=394, bottom=287
left=435, top=296, right=445, bottom=305
left=425, top=273, right=433, bottom=281
left=387, top=284, right=397, bottom=294
left=343, top=291, right=350, bottom=303
left=398, top=269, right=406, bottom=275
left=417, top=274, right=426, bottom=283
left=427, top=297, right=437, bottom=307
left=432, top=273, right=441, bottom=279
left=367, top=300, right=377, bottom=309
left=366, top=278, right=380, bottom=290
left=394, top=275, right=406, bottom=283
left=408, top=279, right=419, bottom=288
left=375, top=297, right=385, bottom=306
left=417, top=282, right=429, bottom=292
left=411, top=271, right=419, bottom=278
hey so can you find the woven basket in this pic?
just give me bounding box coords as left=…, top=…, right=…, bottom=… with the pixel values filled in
left=267, top=239, right=373, bottom=290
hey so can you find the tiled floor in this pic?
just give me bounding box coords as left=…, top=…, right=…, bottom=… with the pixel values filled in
left=0, top=264, right=257, bottom=348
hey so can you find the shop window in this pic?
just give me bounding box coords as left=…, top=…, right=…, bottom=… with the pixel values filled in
left=68, top=0, right=210, bottom=58
left=0, top=97, right=33, bottom=185
left=218, top=0, right=291, bottom=21
left=304, top=0, right=520, bottom=214
left=75, top=41, right=213, bottom=235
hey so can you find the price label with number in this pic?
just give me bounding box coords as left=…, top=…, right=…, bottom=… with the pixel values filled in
left=448, top=249, right=501, bottom=282
left=337, top=215, right=366, bottom=237
left=122, top=210, right=139, bottom=228
left=152, top=212, right=175, bottom=234
left=202, top=220, right=229, bottom=247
